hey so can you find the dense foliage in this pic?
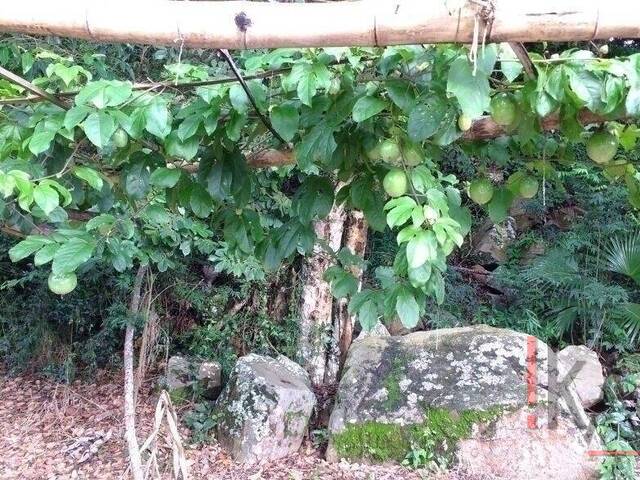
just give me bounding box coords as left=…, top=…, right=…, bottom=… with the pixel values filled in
left=3, top=39, right=640, bottom=332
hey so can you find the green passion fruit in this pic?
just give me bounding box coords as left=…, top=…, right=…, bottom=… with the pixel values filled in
left=519, top=176, right=539, bottom=199
left=586, top=130, right=619, bottom=165
left=383, top=168, right=408, bottom=197
left=457, top=114, right=473, bottom=131
left=469, top=178, right=494, bottom=205
left=379, top=139, right=402, bottom=164
left=490, top=93, right=518, bottom=126
left=48, top=272, right=78, bottom=295
left=112, top=128, right=129, bottom=148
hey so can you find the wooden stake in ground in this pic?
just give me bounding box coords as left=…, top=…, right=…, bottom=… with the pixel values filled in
left=0, top=1, right=638, bottom=49
left=124, top=265, right=148, bottom=480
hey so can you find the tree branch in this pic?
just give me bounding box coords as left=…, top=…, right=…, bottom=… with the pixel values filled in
left=0, top=65, right=68, bottom=109
left=217, top=49, right=288, bottom=146
left=508, top=42, right=536, bottom=80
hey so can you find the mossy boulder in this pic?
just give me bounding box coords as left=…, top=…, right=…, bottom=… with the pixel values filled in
left=215, top=354, right=316, bottom=463
left=327, top=325, right=601, bottom=479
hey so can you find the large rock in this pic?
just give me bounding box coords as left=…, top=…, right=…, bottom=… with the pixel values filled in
left=327, top=325, right=601, bottom=479
left=215, top=354, right=316, bottom=463
left=558, top=345, right=605, bottom=408
left=165, top=355, right=222, bottom=401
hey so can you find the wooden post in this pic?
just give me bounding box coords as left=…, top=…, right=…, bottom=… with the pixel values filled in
left=0, top=1, right=637, bottom=49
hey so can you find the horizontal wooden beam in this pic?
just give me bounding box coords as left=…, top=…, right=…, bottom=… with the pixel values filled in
left=0, top=1, right=638, bottom=49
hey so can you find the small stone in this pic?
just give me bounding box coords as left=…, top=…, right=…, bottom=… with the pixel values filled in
left=215, top=354, right=316, bottom=463
left=557, top=345, right=605, bottom=408
left=165, top=356, right=222, bottom=402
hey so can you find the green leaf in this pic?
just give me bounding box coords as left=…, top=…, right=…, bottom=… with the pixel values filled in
left=270, top=103, right=299, bottom=142
left=33, top=182, right=59, bottom=215
left=349, top=291, right=380, bottom=331
left=406, top=230, right=437, bottom=269
left=294, top=123, right=336, bottom=170
left=385, top=79, right=416, bottom=113
left=297, top=65, right=317, bottom=106
left=190, top=186, right=213, bottom=218
left=165, top=132, right=199, bottom=161
left=28, top=129, right=56, bottom=155
left=52, top=238, right=95, bottom=274
left=75, top=80, right=132, bottom=109
left=499, top=43, right=524, bottom=82
left=145, top=101, right=171, bottom=139
left=73, top=166, right=104, bottom=191
left=150, top=167, right=181, bottom=188
left=34, top=243, right=58, bottom=266
left=447, top=55, right=490, bottom=118
left=487, top=187, right=514, bottom=223
left=82, top=111, right=116, bottom=148
left=352, top=95, right=386, bottom=122
left=567, top=69, right=604, bottom=112
left=177, top=115, right=201, bottom=141
left=8, top=236, right=51, bottom=262
left=292, top=176, right=334, bottom=223
left=385, top=196, right=417, bottom=228
left=64, top=105, right=92, bottom=130
left=229, top=84, right=250, bottom=113
left=408, top=97, right=447, bottom=142
left=396, top=289, right=420, bottom=328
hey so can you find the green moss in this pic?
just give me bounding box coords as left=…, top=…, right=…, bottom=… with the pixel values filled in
left=382, top=354, right=408, bottom=410
left=331, top=406, right=504, bottom=465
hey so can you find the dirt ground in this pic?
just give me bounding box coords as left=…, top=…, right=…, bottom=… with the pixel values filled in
left=0, top=368, right=449, bottom=480
left=0, top=368, right=637, bottom=480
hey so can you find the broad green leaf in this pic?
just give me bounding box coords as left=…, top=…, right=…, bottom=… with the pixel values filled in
left=270, top=103, right=299, bottom=141
left=73, top=166, right=104, bottom=191
left=396, top=289, right=420, bottom=328
left=408, top=97, right=447, bottom=142
left=499, top=43, right=524, bottom=82
left=295, top=122, right=336, bottom=170
left=447, top=55, right=490, bottom=118
left=385, top=196, right=417, bottom=228
left=487, top=187, right=514, bottom=223
left=75, top=80, right=132, bottom=109
left=229, top=84, right=250, bottom=113
left=145, top=101, right=171, bottom=139
left=352, top=96, right=386, bottom=122
left=165, top=132, right=199, bottom=161
left=150, top=167, right=181, bottom=188
left=406, top=230, right=437, bottom=269
left=385, top=79, right=416, bottom=112
left=33, top=182, right=59, bottom=215
left=9, top=236, right=52, bottom=262
left=177, top=115, right=201, bottom=141
left=190, top=186, right=213, bottom=218
left=82, top=111, right=116, bottom=148
left=64, top=105, right=92, bottom=130
left=52, top=238, right=95, bottom=274
left=34, top=243, right=58, bottom=266
left=28, top=129, right=56, bottom=155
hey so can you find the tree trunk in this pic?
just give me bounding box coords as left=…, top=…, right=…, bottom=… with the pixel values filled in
left=297, top=201, right=346, bottom=387
left=326, top=210, right=368, bottom=383
left=124, top=265, right=147, bottom=480
left=1, top=1, right=636, bottom=49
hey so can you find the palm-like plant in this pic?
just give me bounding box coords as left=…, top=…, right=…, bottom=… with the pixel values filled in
left=605, top=232, right=640, bottom=346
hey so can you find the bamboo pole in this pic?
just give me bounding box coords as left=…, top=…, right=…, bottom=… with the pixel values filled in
left=0, top=1, right=638, bottom=50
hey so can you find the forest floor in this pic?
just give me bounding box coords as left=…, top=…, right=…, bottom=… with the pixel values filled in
left=0, top=368, right=637, bottom=480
